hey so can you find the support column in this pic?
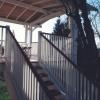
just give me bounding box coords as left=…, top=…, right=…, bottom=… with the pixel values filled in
left=29, top=26, right=32, bottom=47
left=1, top=28, right=3, bottom=46
left=25, top=25, right=32, bottom=47
left=25, top=25, right=28, bottom=44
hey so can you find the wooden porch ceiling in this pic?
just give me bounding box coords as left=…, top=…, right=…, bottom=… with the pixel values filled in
left=0, top=0, right=65, bottom=26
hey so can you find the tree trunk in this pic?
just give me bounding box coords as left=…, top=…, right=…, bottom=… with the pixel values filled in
left=62, top=0, right=100, bottom=81
left=70, top=0, right=99, bottom=81
left=81, top=0, right=99, bottom=80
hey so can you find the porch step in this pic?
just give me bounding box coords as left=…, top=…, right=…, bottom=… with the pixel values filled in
left=32, top=62, right=76, bottom=100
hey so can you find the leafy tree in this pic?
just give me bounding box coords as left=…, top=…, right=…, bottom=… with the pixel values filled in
left=53, top=18, right=70, bottom=36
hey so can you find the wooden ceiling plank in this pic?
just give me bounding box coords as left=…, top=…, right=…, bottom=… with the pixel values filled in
left=16, top=8, right=27, bottom=20
left=6, top=0, right=24, bottom=18
left=0, top=0, right=6, bottom=9
left=0, top=17, right=28, bottom=25
left=6, top=6, right=16, bottom=18
left=43, top=3, right=62, bottom=8
left=0, top=0, right=48, bottom=14
left=25, top=11, right=37, bottom=22
left=20, top=0, right=24, bottom=2
left=30, top=11, right=64, bottom=26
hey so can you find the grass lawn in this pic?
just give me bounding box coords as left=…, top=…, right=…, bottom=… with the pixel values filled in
left=0, top=80, right=11, bottom=100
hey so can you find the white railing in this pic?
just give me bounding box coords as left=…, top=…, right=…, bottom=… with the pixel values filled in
left=19, top=42, right=38, bottom=61
left=0, top=26, right=65, bottom=100
left=39, top=32, right=99, bottom=100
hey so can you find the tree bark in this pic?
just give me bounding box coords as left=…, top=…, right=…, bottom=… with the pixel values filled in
left=71, top=0, right=99, bottom=80
left=82, top=0, right=99, bottom=78
left=62, top=0, right=100, bottom=81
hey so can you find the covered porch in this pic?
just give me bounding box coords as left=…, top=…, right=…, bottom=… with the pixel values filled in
left=0, top=0, right=100, bottom=100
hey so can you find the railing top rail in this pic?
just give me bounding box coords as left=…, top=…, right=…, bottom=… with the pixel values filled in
left=41, top=32, right=71, bottom=38
left=40, top=32, right=77, bottom=67
left=19, top=42, right=38, bottom=43
left=0, top=26, right=65, bottom=100
left=0, top=40, right=5, bottom=41
left=40, top=32, right=99, bottom=87
left=0, top=26, right=7, bottom=28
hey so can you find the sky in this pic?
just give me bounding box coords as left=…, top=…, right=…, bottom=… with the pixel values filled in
left=87, top=0, right=100, bottom=47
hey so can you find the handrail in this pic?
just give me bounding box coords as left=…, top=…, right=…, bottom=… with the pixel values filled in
left=40, top=32, right=98, bottom=85
left=41, top=32, right=71, bottom=37
left=1, top=26, right=65, bottom=100
left=40, top=33, right=77, bottom=68
left=39, top=31, right=100, bottom=100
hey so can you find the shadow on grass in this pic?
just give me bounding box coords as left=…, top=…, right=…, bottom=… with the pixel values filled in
left=0, top=80, right=11, bottom=100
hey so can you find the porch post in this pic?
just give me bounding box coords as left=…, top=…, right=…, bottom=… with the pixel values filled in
left=28, top=26, right=32, bottom=47
left=1, top=27, right=3, bottom=46
left=25, top=25, right=28, bottom=44
left=25, top=25, right=32, bottom=47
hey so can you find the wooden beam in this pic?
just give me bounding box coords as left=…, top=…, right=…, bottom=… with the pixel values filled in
left=30, top=11, right=64, bottom=26
left=43, top=3, right=62, bottom=8
left=32, top=0, right=50, bottom=5
left=0, top=0, right=6, bottom=9
left=0, top=0, right=48, bottom=14
left=0, top=17, right=28, bottom=25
